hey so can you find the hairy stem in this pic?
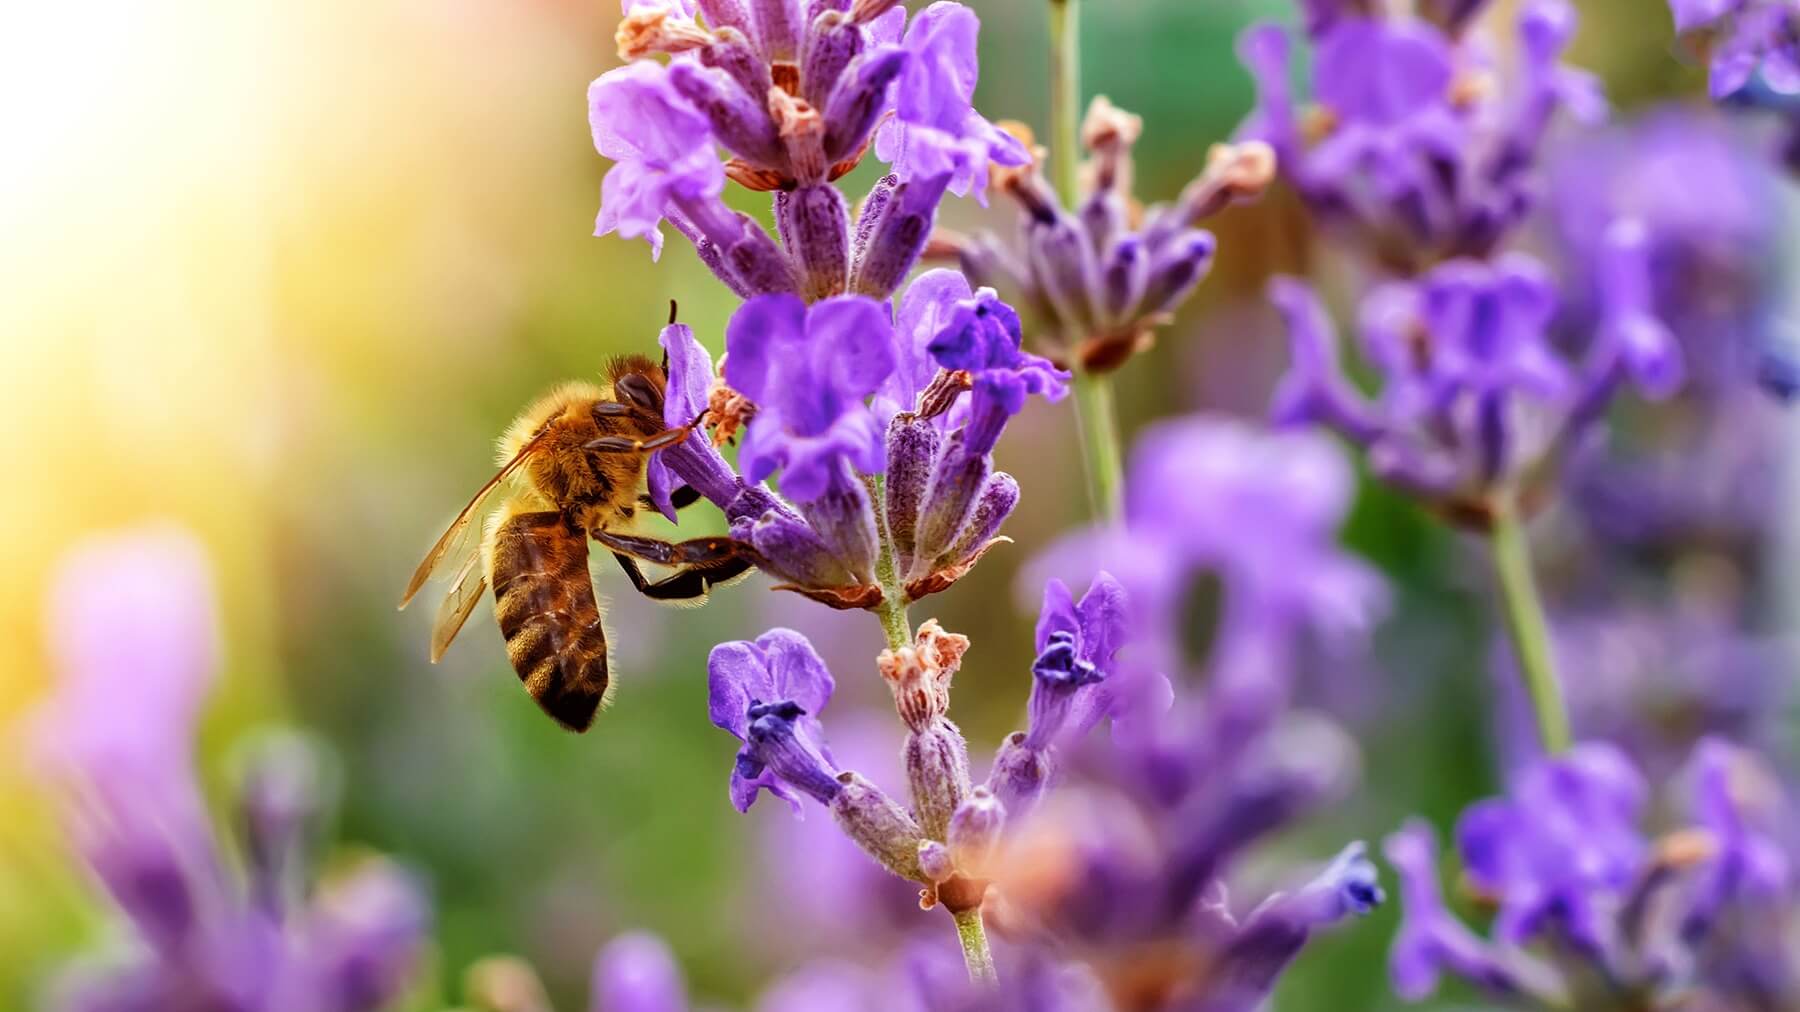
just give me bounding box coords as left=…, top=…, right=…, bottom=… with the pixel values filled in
left=952, top=907, right=997, bottom=985
left=1488, top=507, right=1572, bottom=754
left=868, top=474, right=913, bottom=650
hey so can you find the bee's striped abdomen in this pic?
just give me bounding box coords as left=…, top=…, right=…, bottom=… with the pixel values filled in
left=488, top=510, right=609, bottom=731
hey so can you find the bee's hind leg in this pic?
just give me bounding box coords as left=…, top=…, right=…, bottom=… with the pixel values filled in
left=609, top=552, right=751, bottom=602
left=595, top=529, right=755, bottom=604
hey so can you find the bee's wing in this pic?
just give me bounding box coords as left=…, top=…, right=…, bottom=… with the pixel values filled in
left=399, top=432, right=543, bottom=611
left=429, top=551, right=487, bottom=663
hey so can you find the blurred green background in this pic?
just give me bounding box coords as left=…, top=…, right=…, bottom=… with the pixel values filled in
left=0, top=0, right=1753, bottom=1008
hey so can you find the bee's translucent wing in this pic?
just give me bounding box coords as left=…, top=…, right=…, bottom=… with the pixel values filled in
left=399, top=432, right=543, bottom=610
left=429, top=551, right=487, bottom=663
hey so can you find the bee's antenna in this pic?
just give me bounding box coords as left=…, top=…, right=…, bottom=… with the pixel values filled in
left=668, top=299, right=679, bottom=326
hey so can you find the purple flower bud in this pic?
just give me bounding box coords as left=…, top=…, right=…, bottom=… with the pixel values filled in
left=708, top=630, right=839, bottom=813
left=235, top=731, right=334, bottom=916
left=1590, top=217, right=1683, bottom=399
left=800, top=10, right=863, bottom=107
left=1383, top=820, right=1543, bottom=1000
left=904, top=717, right=972, bottom=841
left=984, top=733, right=1050, bottom=823
left=941, top=470, right=1017, bottom=569
left=1025, top=628, right=1106, bottom=752
left=736, top=510, right=853, bottom=589
left=1208, top=843, right=1383, bottom=1007
left=910, top=430, right=990, bottom=578
left=589, top=62, right=725, bottom=260
left=850, top=172, right=952, bottom=299
left=1141, top=228, right=1218, bottom=316
left=926, top=288, right=1069, bottom=455
left=946, top=786, right=1005, bottom=878
left=1026, top=215, right=1102, bottom=336
left=748, top=0, right=803, bottom=60
left=823, top=46, right=909, bottom=164
left=1098, top=235, right=1149, bottom=326
left=883, top=413, right=939, bottom=575
left=591, top=932, right=687, bottom=1012
left=793, top=462, right=880, bottom=582
left=776, top=184, right=851, bottom=302
left=917, top=839, right=955, bottom=884
left=831, top=771, right=926, bottom=880
left=668, top=61, right=785, bottom=170
left=699, top=25, right=773, bottom=102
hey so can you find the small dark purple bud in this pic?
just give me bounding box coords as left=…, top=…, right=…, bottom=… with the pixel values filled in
left=745, top=699, right=844, bottom=805
left=1141, top=229, right=1217, bottom=315
left=823, top=47, right=908, bottom=164
left=885, top=413, right=941, bottom=576
left=669, top=212, right=755, bottom=300
left=699, top=26, right=772, bottom=102
left=697, top=0, right=753, bottom=34
left=669, top=61, right=785, bottom=170
left=1026, top=215, right=1103, bottom=337
left=942, top=471, right=1018, bottom=568
left=777, top=184, right=851, bottom=302
left=722, top=214, right=802, bottom=295
left=793, top=464, right=879, bottom=582
left=737, top=510, right=853, bottom=589
left=236, top=731, right=333, bottom=916
left=1079, top=190, right=1129, bottom=260
left=851, top=172, right=950, bottom=299
left=918, top=839, right=955, bottom=884
left=800, top=9, right=863, bottom=107
left=749, top=0, right=803, bottom=61
left=1099, top=235, right=1149, bottom=326
left=905, top=717, right=973, bottom=841
left=831, top=771, right=926, bottom=880
left=909, top=431, right=989, bottom=581
left=985, top=732, right=1050, bottom=823
left=947, top=786, right=1006, bottom=879
left=1023, top=630, right=1105, bottom=750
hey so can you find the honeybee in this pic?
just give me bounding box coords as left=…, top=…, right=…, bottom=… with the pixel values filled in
left=399, top=354, right=751, bottom=731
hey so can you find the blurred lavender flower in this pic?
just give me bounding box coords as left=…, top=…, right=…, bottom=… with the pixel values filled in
left=1268, top=234, right=1681, bottom=526
left=1238, top=0, right=1604, bottom=267
left=1669, top=0, right=1800, bottom=99
left=1385, top=738, right=1800, bottom=1009
left=590, top=0, right=1022, bottom=301
left=936, top=98, right=1274, bottom=373
left=32, top=526, right=429, bottom=1012
left=591, top=932, right=687, bottom=1012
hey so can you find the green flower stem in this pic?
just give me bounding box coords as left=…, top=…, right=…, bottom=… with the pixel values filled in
left=1071, top=367, right=1124, bottom=520
left=952, top=907, right=998, bottom=985
left=1047, top=0, right=1081, bottom=207
left=868, top=474, right=913, bottom=650
left=1488, top=506, right=1572, bottom=754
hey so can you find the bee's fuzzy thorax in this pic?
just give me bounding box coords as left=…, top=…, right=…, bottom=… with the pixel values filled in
left=495, top=380, right=608, bottom=466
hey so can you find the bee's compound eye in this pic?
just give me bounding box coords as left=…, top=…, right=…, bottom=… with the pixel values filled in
left=615, top=373, right=661, bottom=414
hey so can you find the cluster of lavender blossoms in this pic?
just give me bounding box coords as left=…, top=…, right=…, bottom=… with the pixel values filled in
left=578, top=0, right=1396, bottom=1000
left=1387, top=739, right=1799, bottom=1010
left=30, top=527, right=429, bottom=1012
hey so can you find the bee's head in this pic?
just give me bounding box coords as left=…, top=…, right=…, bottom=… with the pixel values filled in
left=605, top=355, right=668, bottom=419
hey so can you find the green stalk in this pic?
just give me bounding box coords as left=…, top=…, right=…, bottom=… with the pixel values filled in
left=952, top=907, right=998, bottom=985
left=1048, top=0, right=1125, bottom=522
left=868, top=474, right=913, bottom=650
left=1071, top=367, right=1124, bottom=519
left=1488, top=507, right=1572, bottom=754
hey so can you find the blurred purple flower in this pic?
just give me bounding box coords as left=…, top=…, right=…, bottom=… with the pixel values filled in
left=1385, top=738, right=1800, bottom=1007
left=1023, top=573, right=1126, bottom=751
left=1669, top=0, right=1800, bottom=98
left=31, top=527, right=430, bottom=1012
left=1238, top=0, right=1604, bottom=263
left=590, top=932, right=687, bottom=1012
left=874, top=2, right=1028, bottom=204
